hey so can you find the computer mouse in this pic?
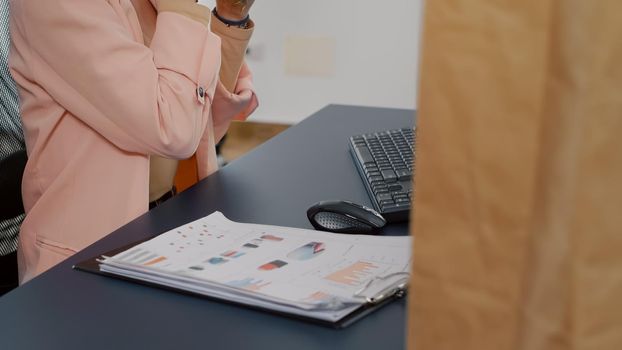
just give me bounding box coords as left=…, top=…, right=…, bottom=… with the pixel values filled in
left=307, top=200, right=386, bottom=234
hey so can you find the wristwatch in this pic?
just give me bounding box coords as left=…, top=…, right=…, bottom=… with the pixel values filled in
left=212, top=8, right=251, bottom=29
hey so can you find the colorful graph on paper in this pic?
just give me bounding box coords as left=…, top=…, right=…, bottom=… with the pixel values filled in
left=260, top=234, right=283, bottom=242
left=302, top=291, right=336, bottom=304
left=114, top=248, right=168, bottom=267
left=258, top=260, right=288, bottom=271
left=287, top=242, right=325, bottom=260
left=324, top=261, right=378, bottom=286
left=221, top=250, right=246, bottom=258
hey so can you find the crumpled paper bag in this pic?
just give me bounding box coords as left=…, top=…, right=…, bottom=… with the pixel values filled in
left=408, top=1, right=622, bottom=349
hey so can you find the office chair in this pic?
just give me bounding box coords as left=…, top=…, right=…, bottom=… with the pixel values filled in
left=0, top=150, right=25, bottom=295
left=0, top=149, right=26, bottom=221
left=0, top=0, right=25, bottom=222
left=1, top=0, right=25, bottom=295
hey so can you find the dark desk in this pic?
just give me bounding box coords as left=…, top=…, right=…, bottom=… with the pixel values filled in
left=0, top=105, right=415, bottom=349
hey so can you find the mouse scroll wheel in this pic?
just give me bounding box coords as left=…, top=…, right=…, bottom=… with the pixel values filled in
left=314, top=212, right=370, bottom=230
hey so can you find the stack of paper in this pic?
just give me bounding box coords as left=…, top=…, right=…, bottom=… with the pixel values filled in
left=99, top=212, right=411, bottom=323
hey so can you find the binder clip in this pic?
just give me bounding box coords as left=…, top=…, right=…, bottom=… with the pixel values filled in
left=352, top=272, right=410, bottom=304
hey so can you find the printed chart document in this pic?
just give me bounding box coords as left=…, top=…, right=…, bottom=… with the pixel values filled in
left=97, top=212, right=411, bottom=323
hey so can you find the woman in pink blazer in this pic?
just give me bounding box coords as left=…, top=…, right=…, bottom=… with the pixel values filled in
left=9, top=0, right=258, bottom=283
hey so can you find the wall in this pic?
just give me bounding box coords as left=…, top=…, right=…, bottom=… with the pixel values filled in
left=202, top=0, right=422, bottom=124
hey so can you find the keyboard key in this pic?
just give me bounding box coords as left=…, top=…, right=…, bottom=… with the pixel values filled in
left=393, top=165, right=407, bottom=171
left=372, top=180, right=387, bottom=187
left=393, top=193, right=408, bottom=200
left=369, top=175, right=383, bottom=183
left=388, top=184, right=403, bottom=192
left=354, top=146, right=375, bottom=165
left=379, top=199, right=395, bottom=207
left=372, top=185, right=387, bottom=193
left=382, top=203, right=400, bottom=211
left=377, top=193, right=393, bottom=201
left=396, top=169, right=411, bottom=180
left=381, top=170, right=397, bottom=182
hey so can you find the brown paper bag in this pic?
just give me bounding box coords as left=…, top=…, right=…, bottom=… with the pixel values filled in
left=408, top=1, right=622, bottom=349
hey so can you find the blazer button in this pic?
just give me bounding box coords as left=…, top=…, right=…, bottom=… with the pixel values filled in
left=196, top=86, right=206, bottom=105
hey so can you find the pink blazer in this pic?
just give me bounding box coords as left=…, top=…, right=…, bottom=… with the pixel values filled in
left=9, top=0, right=258, bottom=283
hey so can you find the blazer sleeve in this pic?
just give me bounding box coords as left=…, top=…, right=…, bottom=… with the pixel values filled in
left=13, top=0, right=221, bottom=159
left=195, top=63, right=258, bottom=179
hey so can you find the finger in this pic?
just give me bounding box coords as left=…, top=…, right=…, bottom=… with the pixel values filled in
left=234, top=89, right=253, bottom=102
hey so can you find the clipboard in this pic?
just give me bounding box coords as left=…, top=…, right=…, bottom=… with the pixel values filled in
left=73, top=238, right=408, bottom=329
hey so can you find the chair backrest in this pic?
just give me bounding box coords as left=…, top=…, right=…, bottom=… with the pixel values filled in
left=0, top=0, right=27, bottom=221
left=0, top=149, right=26, bottom=221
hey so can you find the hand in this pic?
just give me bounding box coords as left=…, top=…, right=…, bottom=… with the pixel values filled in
left=211, top=84, right=255, bottom=142
left=215, top=0, right=255, bottom=21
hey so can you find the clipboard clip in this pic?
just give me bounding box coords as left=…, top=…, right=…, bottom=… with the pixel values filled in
left=95, top=255, right=111, bottom=264
left=352, top=272, right=410, bottom=305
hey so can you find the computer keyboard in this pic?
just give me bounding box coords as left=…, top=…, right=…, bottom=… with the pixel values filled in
left=349, top=128, right=414, bottom=222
